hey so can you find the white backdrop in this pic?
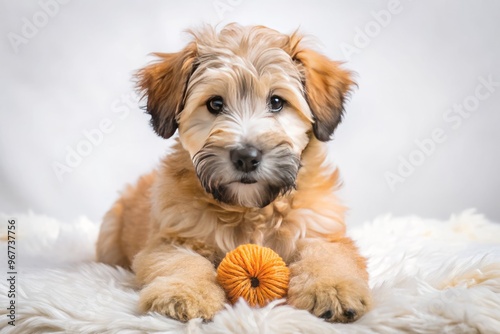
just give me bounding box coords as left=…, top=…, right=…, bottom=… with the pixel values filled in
left=1, top=0, right=499, bottom=226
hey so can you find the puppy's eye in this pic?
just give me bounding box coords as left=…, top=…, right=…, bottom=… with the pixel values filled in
left=206, top=96, right=224, bottom=114
left=269, top=95, right=284, bottom=113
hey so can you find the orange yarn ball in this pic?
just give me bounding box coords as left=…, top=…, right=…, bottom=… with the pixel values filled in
left=216, top=244, right=290, bottom=307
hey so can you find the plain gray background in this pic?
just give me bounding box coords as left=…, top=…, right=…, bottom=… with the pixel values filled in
left=1, top=0, right=499, bottom=226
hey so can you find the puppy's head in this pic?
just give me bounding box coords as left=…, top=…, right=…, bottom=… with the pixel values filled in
left=137, top=24, right=353, bottom=208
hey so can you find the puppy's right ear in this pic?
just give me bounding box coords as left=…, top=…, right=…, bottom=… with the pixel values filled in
left=136, top=43, right=197, bottom=139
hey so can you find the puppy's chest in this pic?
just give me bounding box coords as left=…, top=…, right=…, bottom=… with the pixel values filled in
left=205, top=204, right=299, bottom=260
left=232, top=211, right=280, bottom=244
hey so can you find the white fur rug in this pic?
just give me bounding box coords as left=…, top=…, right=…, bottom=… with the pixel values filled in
left=1, top=210, right=500, bottom=334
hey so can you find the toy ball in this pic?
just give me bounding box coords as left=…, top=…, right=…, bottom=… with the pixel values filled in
left=216, top=244, right=290, bottom=307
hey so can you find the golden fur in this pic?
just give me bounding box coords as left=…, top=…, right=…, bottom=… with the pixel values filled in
left=96, top=23, right=371, bottom=323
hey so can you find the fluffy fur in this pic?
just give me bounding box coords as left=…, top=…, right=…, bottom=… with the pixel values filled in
left=1, top=210, right=500, bottom=333
left=96, top=23, right=369, bottom=323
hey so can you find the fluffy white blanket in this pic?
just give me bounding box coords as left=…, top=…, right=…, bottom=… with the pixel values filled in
left=1, top=210, right=499, bottom=333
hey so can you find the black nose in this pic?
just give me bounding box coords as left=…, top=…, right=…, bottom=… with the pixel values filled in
left=230, top=146, right=262, bottom=173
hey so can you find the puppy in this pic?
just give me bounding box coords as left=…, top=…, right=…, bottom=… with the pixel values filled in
left=96, top=23, right=372, bottom=323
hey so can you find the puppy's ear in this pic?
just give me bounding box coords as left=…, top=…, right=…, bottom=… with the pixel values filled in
left=136, top=43, right=197, bottom=139
left=291, top=44, right=354, bottom=141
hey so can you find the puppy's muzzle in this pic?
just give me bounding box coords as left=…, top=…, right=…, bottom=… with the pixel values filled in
left=193, top=142, right=300, bottom=207
left=230, top=145, right=262, bottom=174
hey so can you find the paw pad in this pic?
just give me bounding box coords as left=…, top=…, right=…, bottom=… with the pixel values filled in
left=320, top=310, right=333, bottom=319
left=343, top=308, right=357, bottom=320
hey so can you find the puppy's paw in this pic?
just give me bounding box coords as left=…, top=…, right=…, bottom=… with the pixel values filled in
left=138, top=276, right=226, bottom=322
left=287, top=274, right=371, bottom=323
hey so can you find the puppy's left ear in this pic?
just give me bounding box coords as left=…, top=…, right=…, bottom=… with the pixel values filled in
left=291, top=46, right=355, bottom=141
left=136, top=43, right=197, bottom=139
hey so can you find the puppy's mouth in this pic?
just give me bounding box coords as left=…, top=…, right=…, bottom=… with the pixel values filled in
left=239, top=175, right=257, bottom=184
left=228, top=175, right=258, bottom=185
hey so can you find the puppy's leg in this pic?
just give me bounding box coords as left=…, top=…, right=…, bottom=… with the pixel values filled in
left=97, top=171, right=156, bottom=268
left=96, top=201, right=130, bottom=267
left=132, top=244, right=226, bottom=322
left=287, top=237, right=372, bottom=323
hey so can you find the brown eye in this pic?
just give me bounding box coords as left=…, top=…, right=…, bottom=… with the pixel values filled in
left=269, top=95, right=284, bottom=113
left=206, top=96, right=224, bottom=114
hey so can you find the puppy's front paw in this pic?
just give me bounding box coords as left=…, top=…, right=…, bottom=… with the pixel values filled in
left=139, top=276, right=226, bottom=322
left=287, top=274, right=371, bottom=323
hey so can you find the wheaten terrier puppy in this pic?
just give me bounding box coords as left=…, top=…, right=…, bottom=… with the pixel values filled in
left=96, top=23, right=372, bottom=323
